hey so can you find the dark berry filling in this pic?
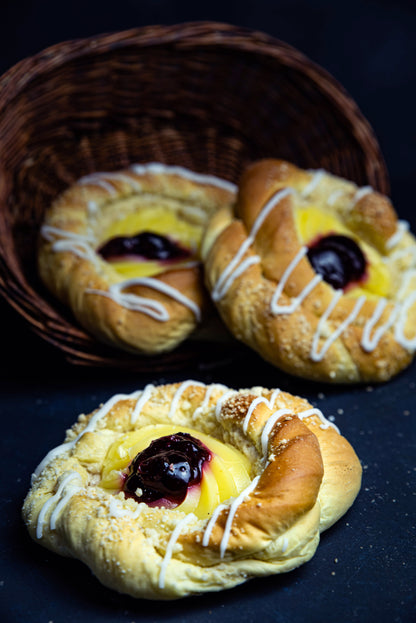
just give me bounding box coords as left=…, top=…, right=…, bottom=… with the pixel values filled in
left=122, top=432, right=212, bottom=508
left=97, top=231, right=192, bottom=263
left=307, top=234, right=367, bottom=290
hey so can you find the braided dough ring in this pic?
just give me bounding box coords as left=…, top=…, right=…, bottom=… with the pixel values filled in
left=201, top=159, right=416, bottom=383
left=38, top=163, right=236, bottom=355
left=22, top=381, right=361, bottom=600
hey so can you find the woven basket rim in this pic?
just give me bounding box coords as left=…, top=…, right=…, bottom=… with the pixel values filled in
left=0, top=21, right=389, bottom=191
left=0, top=21, right=390, bottom=370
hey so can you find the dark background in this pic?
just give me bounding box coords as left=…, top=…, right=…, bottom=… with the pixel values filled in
left=1, top=2, right=415, bottom=623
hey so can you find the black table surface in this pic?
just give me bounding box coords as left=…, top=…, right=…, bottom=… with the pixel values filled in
left=1, top=2, right=415, bottom=622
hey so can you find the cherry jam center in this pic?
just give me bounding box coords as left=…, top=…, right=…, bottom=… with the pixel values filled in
left=307, top=234, right=367, bottom=290
left=98, top=231, right=191, bottom=263
left=122, top=432, right=211, bottom=507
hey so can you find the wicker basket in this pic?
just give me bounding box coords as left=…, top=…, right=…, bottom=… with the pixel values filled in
left=0, top=21, right=389, bottom=370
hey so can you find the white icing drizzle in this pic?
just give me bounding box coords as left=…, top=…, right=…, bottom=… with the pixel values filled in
left=32, top=390, right=142, bottom=480
left=242, top=389, right=281, bottom=434
left=41, top=225, right=96, bottom=244
left=386, top=219, right=410, bottom=250
left=78, top=171, right=143, bottom=194
left=167, top=380, right=206, bottom=420
left=251, top=188, right=295, bottom=238
left=130, top=384, right=156, bottom=424
left=260, top=409, right=292, bottom=456
left=41, top=225, right=98, bottom=262
left=82, top=390, right=141, bottom=436
left=36, top=471, right=83, bottom=539
left=213, top=238, right=253, bottom=302
left=266, top=236, right=415, bottom=357
left=202, top=503, right=227, bottom=547
left=311, top=292, right=366, bottom=361
left=202, top=387, right=339, bottom=555
left=327, top=188, right=344, bottom=206
left=87, top=200, right=98, bottom=215
left=314, top=180, right=371, bottom=208
left=108, top=497, right=142, bottom=520
left=361, top=299, right=400, bottom=352
left=130, top=162, right=238, bottom=194
left=389, top=246, right=416, bottom=264
left=219, top=476, right=260, bottom=558
left=211, top=237, right=259, bottom=302
left=31, top=442, right=73, bottom=485
left=86, top=277, right=201, bottom=322
left=159, top=513, right=196, bottom=589
left=50, top=239, right=97, bottom=262
left=353, top=185, right=373, bottom=203
left=302, top=170, right=324, bottom=197
left=192, top=383, right=228, bottom=421
left=270, top=246, right=322, bottom=314
left=78, top=174, right=118, bottom=195
left=50, top=489, right=80, bottom=530
left=297, top=408, right=340, bottom=433
left=212, top=188, right=293, bottom=302
left=214, top=389, right=237, bottom=420
left=32, top=379, right=345, bottom=578
left=394, top=290, right=416, bottom=349
left=397, top=269, right=416, bottom=300
left=208, top=166, right=416, bottom=360
left=87, top=282, right=168, bottom=320
left=43, top=162, right=236, bottom=324
left=281, top=536, right=289, bottom=553
left=212, top=255, right=261, bottom=302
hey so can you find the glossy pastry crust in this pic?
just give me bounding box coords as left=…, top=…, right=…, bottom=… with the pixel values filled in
left=38, top=164, right=236, bottom=355
left=201, top=159, right=416, bottom=383
left=22, top=381, right=362, bottom=600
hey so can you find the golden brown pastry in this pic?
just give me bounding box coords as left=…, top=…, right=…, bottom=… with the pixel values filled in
left=201, top=159, right=416, bottom=383
left=22, top=381, right=361, bottom=600
left=38, top=163, right=236, bottom=355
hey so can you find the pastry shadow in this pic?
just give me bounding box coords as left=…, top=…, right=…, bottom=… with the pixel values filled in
left=97, top=564, right=310, bottom=618
left=13, top=514, right=308, bottom=617
left=12, top=490, right=360, bottom=621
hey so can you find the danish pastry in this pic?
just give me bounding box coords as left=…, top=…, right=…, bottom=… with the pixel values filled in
left=38, top=163, right=236, bottom=355
left=22, top=381, right=362, bottom=600
left=201, top=159, right=416, bottom=383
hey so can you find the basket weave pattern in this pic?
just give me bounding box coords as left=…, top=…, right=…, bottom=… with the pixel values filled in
left=0, top=22, right=389, bottom=369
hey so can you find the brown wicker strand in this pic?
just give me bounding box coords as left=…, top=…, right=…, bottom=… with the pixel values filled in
left=0, top=22, right=389, bottom=370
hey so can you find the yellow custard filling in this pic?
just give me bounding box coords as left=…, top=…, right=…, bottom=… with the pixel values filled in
left=100, top=424, right=252, bottom=519
left=102, top=207, right=204, bottom=279
left=295, top=205, right=391, bottom=297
